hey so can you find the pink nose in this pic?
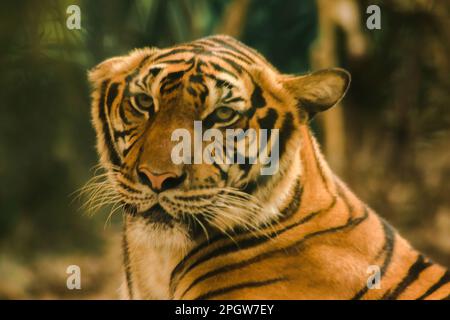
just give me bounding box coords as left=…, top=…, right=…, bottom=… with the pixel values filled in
left=137, top=167, right=184, bottom=192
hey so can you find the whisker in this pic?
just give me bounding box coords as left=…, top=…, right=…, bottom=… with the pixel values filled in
left=104, top=202, right=126, bottom=229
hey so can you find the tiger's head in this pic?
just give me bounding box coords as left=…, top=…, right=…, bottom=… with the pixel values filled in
left=88, top=35, right=350, bottom=246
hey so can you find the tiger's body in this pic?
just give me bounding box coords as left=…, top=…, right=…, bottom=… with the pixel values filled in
left=88, top=35, right=449, bottom=300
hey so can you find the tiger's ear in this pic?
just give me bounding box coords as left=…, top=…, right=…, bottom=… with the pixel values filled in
left=88, top=57, right=126, bottom=89
left=281, top=68, right=351, bottom=118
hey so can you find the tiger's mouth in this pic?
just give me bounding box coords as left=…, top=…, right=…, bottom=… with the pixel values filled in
left=123, top=197, right=178, bottom=226
left=125, top=201, right=197, bottom=229
left=125, top=199, right=217, bottom=240
left=121, top=187, right=265, bottom=235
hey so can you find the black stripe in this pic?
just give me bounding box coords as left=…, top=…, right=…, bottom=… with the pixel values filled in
left=382, top=255, right=432, bottom=300
left=214, top=49, right=253, bottom=65
left=161, top=82, right=182, bottom=95
left=210, top=61, right=238, bottom=79
left=194, top=39, right=219, bottom=47
left=153, top=48, right=194, bottom=62
left=193, top=277, right=286, bottom=300
left=118, top=180, right=141, bottom=194
left=119, top=101, right=132, bottom=125
left=417, top=270, right=450, bottom=300
left=220, top=56, right=243, bottom=74
left=123, top=137, right=139, bottom=158
left=189, top=74, right=204, bottom=83
left=278, top=112, right=294, bottom=158
left=161, top=70, right=185, bottom=84
left=250, top=83, right=266, bottom=109
left=99, top=81, right=121, bottom=166
left=208, top=37, right=256, bottom=64
left=208, top=75, right=234, bottom=89
left=195, top=59, right=208, bottom=73
left=134, top=80, right=146, bottom=91
left=188, top=43, right=209, bottom=50
left=351, top=218, right=396, bottom=299
left=257, top=108, right=278, bottom=130
left=111, top=85, right=131, bottom=126
left=106, top=82, right=119, bottom=109
left=278, top=178, right=303, bottom=221
left=187, top=86, right=197, bottom=97
left=128, top=99, right=146, bottom=118
left=238, top=161, right=253, bottom=175
left=157, top=59, right=195, bottom=94
left=149, top=67, right=162, bottom=76
left=378, top=219, right=396, bottom=275
left=122, top=222, right=133, bottom=299
left=156, top=59, right=188, bottom=65
left=306, top=131, right=329, bottom=191
left=199, top=84, right=209, bottom=105
left=113, top=127, right=137, bottom=141
left=141, top=67, right=162, bottom=89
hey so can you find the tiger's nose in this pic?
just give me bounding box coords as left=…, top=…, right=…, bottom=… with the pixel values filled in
left=137, top=167, right=186, bottom=192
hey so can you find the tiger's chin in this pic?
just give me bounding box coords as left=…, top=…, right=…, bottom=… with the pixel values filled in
left=125, top=203, right=209, bottom=252
left=126, top=209, right=194, bottom=252
left=140, top=204, right=177, bottom=226
left=125, top=202, right=179, bottom=227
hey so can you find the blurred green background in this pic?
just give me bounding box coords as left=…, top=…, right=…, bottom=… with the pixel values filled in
left=0, top=0, right=449, bottom=299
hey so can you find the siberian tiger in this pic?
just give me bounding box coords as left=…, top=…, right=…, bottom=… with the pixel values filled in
left=87, top=35, right=449, bottom=300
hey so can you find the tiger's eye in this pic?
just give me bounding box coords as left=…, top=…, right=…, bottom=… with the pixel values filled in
left=214, top=106, right=236, bottom=121
left=135, top=93, right=153, bottom=110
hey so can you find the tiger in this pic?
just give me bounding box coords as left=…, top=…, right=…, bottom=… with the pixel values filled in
left=87, top=35, right=449, bottom=300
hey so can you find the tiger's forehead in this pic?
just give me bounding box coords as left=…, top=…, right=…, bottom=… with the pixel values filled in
left=133, top=52, right=249, bottom=92
left=150, top=35, right=272, bottom=71
left=120, top=36, right=276, bottom=114
left=125, top=35, right=276, bottom=92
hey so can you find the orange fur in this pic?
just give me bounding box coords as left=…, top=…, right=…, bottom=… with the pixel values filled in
left=88, top=35, right=449, bottom=300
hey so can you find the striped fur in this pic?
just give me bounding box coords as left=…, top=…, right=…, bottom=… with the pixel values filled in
left=87, top=35, right=449, bottom=300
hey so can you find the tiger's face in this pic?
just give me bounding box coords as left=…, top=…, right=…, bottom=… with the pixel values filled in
left=88, top=35, right=349, bottom=243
